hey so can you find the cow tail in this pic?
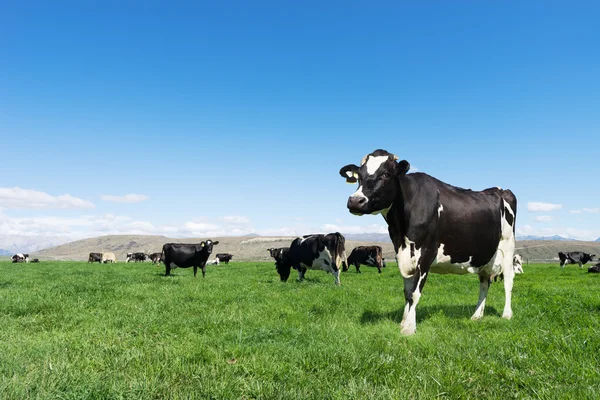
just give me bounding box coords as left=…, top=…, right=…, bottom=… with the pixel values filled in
left=335, top=232, right=346, bottom=271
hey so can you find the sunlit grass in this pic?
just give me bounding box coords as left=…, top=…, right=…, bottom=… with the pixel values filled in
left=0, top=261, right=599, bottom=399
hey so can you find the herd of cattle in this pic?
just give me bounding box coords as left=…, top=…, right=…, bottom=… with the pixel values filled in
left=5, top=150, right=600, bottom=335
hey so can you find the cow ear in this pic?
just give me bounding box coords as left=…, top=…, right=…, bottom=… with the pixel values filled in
left=200, top=241, right=205, bottom=247
left=339, top=164, right=359, bottom=183
left=213, top=241, right=219, bottom=245
left=396, top=160, right=410, bottom=176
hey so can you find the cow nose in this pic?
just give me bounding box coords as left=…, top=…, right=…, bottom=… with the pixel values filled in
left=347, top=196, right=367, bottom=209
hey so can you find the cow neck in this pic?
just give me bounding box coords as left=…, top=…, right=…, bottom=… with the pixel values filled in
left=383, top=176, right=408, bottom=251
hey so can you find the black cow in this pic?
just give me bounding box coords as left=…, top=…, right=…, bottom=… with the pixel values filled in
left=148, top=252, right=163, bottom=265
left=274, top=233, right=347, bottom=285
left=31, top=258, right=39, bottom=263
left=340, top=149, right=517, bottom=335
left=215, top=253, right=234, bottom=264
left=11, top=253, right=29, bottom=263
left=267, top=247, right=290, bottom=268
left=588, top=263, right=600, bottom=273
left=126, top=252, right=147, bottom=263
left=346, top=246, right=386, bottom=273
left=162, top=240, right=219, bottom=278
left=558, top=252, right=595, bottom=268
left=88, top=253, right=103, bottom=263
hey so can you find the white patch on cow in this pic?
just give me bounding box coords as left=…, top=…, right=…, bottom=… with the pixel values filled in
left=302, top=248, right=334, bottom=272
left=513, top=254, right=523, bottom=274
left=498, top=200, right=516, bottom=320
left=16, top=253, right=24, bottom=258
left=438, top=203, right=444, bottom=217
left=396, top=237, right=420, bottom=279
left=363, top=155, right=389, bottom=175
left=401, top=272, right=427, bottom=335
left=351, top=185, right=368, bottom=202
left=432, top=244, right=478, bottom=274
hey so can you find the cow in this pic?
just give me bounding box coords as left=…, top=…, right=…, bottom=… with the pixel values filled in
left=273, top=233, right=347, bottom=285
left=558, top=252, right=595, bottom=268
left=161, top=240, right=219, bottom=278
left=206, top=258, right=220, bottom=265
left=513, top=254, right=524, bottom=274
left=31, top=258, right=40, bottom=263
left=148, top=252, right=163, bottom=265
left=215, top=253, right=234, bottom=264
left=588, top=263, right=600, bottom=273
left=102, top=252, right=117, bottom=263
left=88, top=253, right=103, bottom=263
left=268, top=247, right=289, bottom=263
left=11, top=253, right=29, bottom=263
left=340, top=149, right=517, bottom=335
left=346, top=245, right=386, bottom=273
left=126, top=252, right=147, bottom=263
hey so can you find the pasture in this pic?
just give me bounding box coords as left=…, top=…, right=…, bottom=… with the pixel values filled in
left=1, top=261, right=599, bottom=399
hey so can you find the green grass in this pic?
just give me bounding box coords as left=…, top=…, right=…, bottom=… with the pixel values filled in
left=1, top=261, right=599, bottom=399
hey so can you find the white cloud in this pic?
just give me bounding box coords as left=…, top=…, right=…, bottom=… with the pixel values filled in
left=583, top=208, right=600, bottom=213
left=0, top=187, right=95, bottom=209
left=527, top=202, right=562, bottom=212
left=100, top=194, right=149, bottom=203
left=569, top=210, right=582, bottom=214
left=535, top=216, right=552, bottom=222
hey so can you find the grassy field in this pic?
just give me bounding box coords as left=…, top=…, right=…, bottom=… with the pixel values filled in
left=1, top=261, right=599, bottom=399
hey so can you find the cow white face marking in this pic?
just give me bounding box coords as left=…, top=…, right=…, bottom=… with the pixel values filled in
left=363, top=155, right=390, bottom=175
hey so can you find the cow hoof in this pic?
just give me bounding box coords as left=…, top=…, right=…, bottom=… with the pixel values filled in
left=400, top=325, right=416, bottom=336
left=502, top=312, right=513, bottom=320
left=471, top=314, right=483, bottom=321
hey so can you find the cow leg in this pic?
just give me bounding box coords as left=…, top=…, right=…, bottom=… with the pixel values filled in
left=297, top=266, right=306, bottom=281
left=471, top=275, right=491, bottom=320
left=332, top=269, right=341, bottom=286
left=501, top=248, right=515, bottom=320
left=400, top=249, right=435, bottom=336
left=193, top=266, right=198, bottom=278
left=165, top=261, right=171, bottom=276
left=377, top=265, right=382, bottom=274
left=202, top=265, right=207, bottom=278
left=356, top=263, right=361, bottom=273
left=560, top=260, right=565, bottom=268
left=579, top=261, right=583, bottom=268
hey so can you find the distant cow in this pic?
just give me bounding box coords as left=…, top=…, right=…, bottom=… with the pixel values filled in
left=11, top=253, right=29, bottom=263
left=274, top=233, right=347, bottom=285
left=268, top=247, right=289, bottom=263
left=126, top=252, right=147, bottom=263
left=206, top=258, right=220, bottom=265
left=148, top=252, right=163, bottom=265
left=513, top=254, right=524, bottom=274
left=102, top=252, right=117, bottom=263
left=31, top=258, right=39, bottom=263
left=88, top=253, right=103, bottom=263
left=162, top=240, right=219, bottom=278
left=588, top=263, right=600, bottom=273
left=346, top=246, right=386, bottom=273
left=558, top=252, right=595, bottom=268
left=215, top=253, right=233, bottom=264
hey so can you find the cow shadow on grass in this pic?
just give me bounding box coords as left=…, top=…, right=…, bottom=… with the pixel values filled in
left=360, top=305, right=500, bottom=325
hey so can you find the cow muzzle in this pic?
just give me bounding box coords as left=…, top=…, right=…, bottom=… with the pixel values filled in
left=347, top=196, right=367, bottom=215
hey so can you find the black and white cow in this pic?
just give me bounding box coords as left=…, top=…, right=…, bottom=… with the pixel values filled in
left=340, top=149, right=517, bottom=335
left=274, top=233, right=347, bottom=285
left=162, top=240, right=219, bottom=278
left=31, top=258, right=40, bottom=263
left=88, top=253, right=103, bottom=263
left=215, top=253, right=234, bottom=264
left=126, top=252, right=147, bottom=263
left=588, top=263, right=600, bottom=273
left=11, top=253, right=29, bottom=263
left=558, top=252, right=595, bottom=268
left=346, top=246, right=386, bottom=273
left=148, top=252, right=163, bottom=265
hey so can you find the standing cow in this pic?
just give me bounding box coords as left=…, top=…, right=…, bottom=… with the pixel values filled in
left=274, top=233, right=347, bottom=285
left=126, top=252, right=147, bottom=263
left=215, top=253, right=234, bottom=264
left=346, top=246, right=386, bottom=273
left=162, top=240, right=219, bottom=278
left=148, top=252, right=163, bottom=265
left=558, top=252, right=595, bottom=268
left=88, top=253, right=103, bottom=263
left=340, top=149, right=517, bottom=335
left=102, top=252, right=117, bottom=263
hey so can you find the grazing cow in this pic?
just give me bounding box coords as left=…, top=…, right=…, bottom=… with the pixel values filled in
left=558, top=252, right=595, bottom=268
left=215, top=253, right=234, bottom=264
left=31, top=258, right=40, bottom=263
left=162, top=240, right=219, bottom=278
left=340, top=149, right=517, bottom=335
left=149, top=252, right=163, bottom=265
left=346, top=246, right=386, bottom=273
left=11, top=253, right=29, bottom=263
left=102, top=252, right=117, bottom=263
left=513, top=254, right=524, bottom=274
left=126, top=252, right=147, bottom=263
left=88, top=253, right=103, bottom=263
left=274, top=233, right=347, bottom=285
left=588, top=263, right=600, bottom=273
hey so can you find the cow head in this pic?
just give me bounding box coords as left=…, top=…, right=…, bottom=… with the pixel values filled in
left=201, top=240, right=219, bottom=255
left=585, top=253, right=595, bottom=262
left=339, top=149, right=410, bottom=216
left=275, top=260, right=292, bottom=282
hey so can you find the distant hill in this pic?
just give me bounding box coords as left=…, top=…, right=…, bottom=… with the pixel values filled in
left=516, top=235, right=576, bottom=241
left=30, top=234, right=600, bottom=264
left=0, top=249, right=12, bottom=256
left=596, top=237, right=600, bottom=242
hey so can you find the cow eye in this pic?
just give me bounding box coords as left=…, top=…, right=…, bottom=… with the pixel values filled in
left=380, top=172, right=391, bottom=179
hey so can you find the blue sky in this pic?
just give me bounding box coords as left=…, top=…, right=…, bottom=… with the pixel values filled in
left=1, top=1, right=599, bottom=250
